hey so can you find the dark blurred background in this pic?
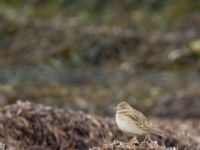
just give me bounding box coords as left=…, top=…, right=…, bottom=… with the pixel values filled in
left=0, top=0, right=200, bottom=117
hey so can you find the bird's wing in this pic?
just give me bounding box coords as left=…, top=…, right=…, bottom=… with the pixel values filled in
left=126, top=109, right=148, bottom=128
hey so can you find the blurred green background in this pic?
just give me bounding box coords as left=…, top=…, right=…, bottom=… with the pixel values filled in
left=0, top=0, right=200, bottom=117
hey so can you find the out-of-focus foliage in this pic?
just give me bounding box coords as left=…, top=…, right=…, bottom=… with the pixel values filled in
left=0, top=0, right=199, bottom=67
left=0, top=0, right=200, bottom=116
left=0, top=0, right=199, bottom=26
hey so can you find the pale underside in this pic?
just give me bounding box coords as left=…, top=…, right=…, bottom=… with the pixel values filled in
left=115, top=114, right=147, bottom=135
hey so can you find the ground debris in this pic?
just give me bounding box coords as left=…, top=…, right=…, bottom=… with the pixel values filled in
left=0, top=101, right=121, bottom=150
left=90, top=140, right=176, bottom=150
left=0, top=101, right=199, bottom=150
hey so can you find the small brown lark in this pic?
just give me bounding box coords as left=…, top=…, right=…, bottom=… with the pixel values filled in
left=115, top=101, right=166, bottom=144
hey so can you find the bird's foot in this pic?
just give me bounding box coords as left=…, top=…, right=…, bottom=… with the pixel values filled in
left=144, top=136, right=152, bottom=143
left=129, top=136, right=139, bottom=145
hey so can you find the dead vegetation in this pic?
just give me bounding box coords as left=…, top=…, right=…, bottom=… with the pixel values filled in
left=0, top=101, right=122, bottom=150
left=0, top=101, right=199, bottom=150
left=90, top=140, right=168, bottom=150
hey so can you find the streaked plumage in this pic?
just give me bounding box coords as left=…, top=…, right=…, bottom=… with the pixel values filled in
left=115, top=101, right=165, bottom=137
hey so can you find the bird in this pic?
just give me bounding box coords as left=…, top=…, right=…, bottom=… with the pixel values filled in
left=115, top=101, right=166, bottom=144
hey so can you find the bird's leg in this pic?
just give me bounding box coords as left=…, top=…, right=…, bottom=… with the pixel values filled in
left=144, top=134, right=151, bottom=142
left=129, top=136, right=139, bottom=145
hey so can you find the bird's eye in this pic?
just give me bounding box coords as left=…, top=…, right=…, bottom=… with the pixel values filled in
left=121, top=105, right=126, bottom=110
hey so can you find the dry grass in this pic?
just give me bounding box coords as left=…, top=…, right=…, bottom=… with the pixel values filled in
left=0, top=101, right=199, bottom=150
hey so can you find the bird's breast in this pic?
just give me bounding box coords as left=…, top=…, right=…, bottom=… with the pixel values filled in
left=115, top=113, right=145, bottom=135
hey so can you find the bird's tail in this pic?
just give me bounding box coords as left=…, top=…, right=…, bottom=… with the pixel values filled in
left=148, top=127, right=166, bottom=138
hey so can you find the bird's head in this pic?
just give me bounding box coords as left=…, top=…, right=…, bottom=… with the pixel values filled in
left=116, top=101, right=131, bottom=111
